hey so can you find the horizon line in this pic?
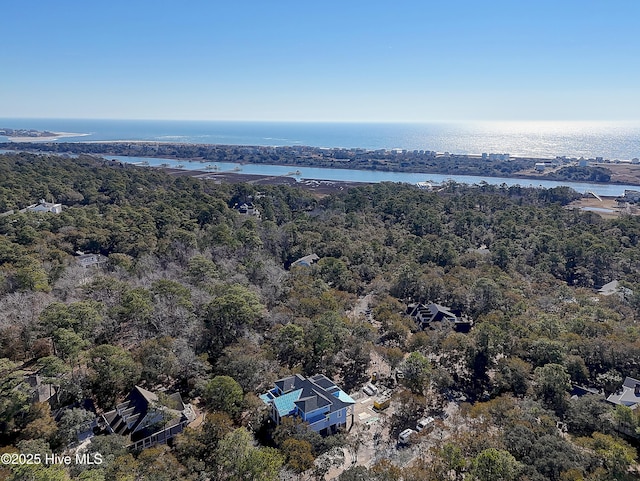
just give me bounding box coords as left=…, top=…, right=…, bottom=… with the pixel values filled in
left=1, top=117, right=640, bottom=124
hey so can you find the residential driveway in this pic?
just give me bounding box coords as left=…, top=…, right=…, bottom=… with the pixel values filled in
left=347, top=293, right=373, bottom=321
left=324, top=394, right=461, bottom=480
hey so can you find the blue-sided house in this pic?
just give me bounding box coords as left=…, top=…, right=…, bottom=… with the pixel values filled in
left=260, top=374, right=355, bottom=435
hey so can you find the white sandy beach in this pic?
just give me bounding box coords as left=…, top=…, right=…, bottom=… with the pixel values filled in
left=7, top=132, right=90, bottom=142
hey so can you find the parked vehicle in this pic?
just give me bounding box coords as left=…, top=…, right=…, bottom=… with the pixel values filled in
left=398, top=428, right=417, bottom=444
left=373, top=395, right=391, bottom=411
left=363, top=383, right=378, bottom=396
left=416, top=416, right=435, bottom=432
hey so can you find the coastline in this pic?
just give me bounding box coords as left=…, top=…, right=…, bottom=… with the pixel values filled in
left=1, top=119, right=638, bottom=159
left=6, top=132, right=90, bottom=142
left=3, top=139, right=640, bottom=188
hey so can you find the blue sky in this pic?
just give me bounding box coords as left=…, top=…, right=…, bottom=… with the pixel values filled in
left=2, top=0, right=638, bottom=122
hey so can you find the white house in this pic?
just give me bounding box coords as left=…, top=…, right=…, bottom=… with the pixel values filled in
left=25, top=199, right=63, bottom=214
left=534, top=163, right=547, bottom=172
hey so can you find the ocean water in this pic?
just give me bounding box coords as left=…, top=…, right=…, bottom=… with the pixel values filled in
left=0, top=118, right=638, bottom=160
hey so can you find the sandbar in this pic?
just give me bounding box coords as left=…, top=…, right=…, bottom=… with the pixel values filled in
left=6, top=132, right=90, bottom=142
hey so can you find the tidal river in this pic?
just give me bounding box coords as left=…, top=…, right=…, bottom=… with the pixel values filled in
left=105, top=155, right=639, bottom=197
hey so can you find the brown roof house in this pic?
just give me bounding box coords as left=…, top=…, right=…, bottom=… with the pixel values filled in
left=98, top=386, right=196, bottom=450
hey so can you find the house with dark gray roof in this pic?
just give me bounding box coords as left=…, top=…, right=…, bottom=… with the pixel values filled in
left=98, top=386, right=196, bottom=450
left=408, top=302, right=473, bottom=331
left=26, top=374, right=57, bottom=405
left=260, top=374, right=355, bottom=435
left=75, top=251, right=108, bottom=268
left=234, top=202, right=261, bottom=219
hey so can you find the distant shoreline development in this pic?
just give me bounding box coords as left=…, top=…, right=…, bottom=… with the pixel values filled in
left=0, top=128, right=89, bottom=142
left=2, top=139, right=640, bottom=188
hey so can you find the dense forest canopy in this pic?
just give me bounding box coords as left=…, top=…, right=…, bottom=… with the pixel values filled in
left=1, top=152, right=640, bottom=480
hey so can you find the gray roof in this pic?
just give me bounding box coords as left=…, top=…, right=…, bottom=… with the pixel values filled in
left=76, top=253, right=108, bottom=265
left=607, top=377, right=640, bottom=407
left=269, top=373, right=354, bottom=417
left=101, top=386, right=192, bottom=442
left=409, top=302, right=473, bottom=331
left=275, top=374, right=305, bottom=393
left=309, top=374, right=337, bottom=390
left=135, top=385, right=158, bottom=405
left=598, top=280, right=620, bottom=296
left=295, top=392, right=331, bottom=413
left=33, top=383, right=57, bottom=403
left=26, top=374, right=56, bottom=403
left=410, top=303, right=457, bottom=323
left=291, top=253, right=320, bottom=267
left=427, top=303, right=457, bottom=320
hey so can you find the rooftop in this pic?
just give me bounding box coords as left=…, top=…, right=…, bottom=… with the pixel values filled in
left=101, top=386, right=195, bottom=443
left=291, top=253, right=320, bottom=268
left=262, top=373, right=354, bottom=419
left=607, top=377, right=640, bottom=407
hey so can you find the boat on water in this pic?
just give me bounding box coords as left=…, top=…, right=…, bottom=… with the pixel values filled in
left=231, top=166, right=242, bottom=172
left=204, top=164, right=219, bottom=170
left=176, top=164, right=185, bottom=169
left=160, top=163, right=170, bottom=168
left=287, top=170, right=302, bottom=176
